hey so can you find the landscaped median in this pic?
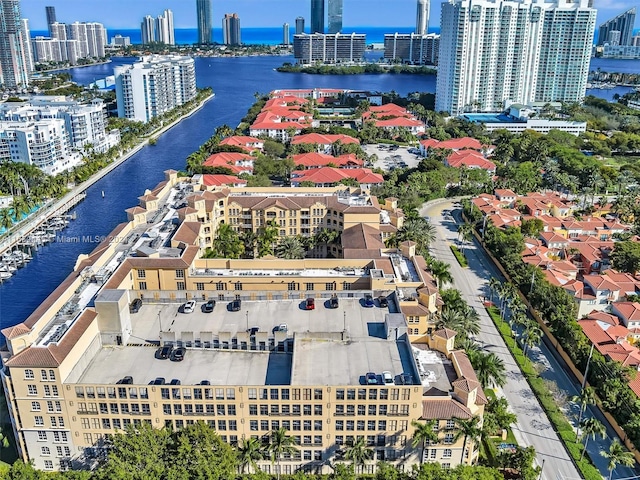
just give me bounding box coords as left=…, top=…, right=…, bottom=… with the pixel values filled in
left=450, top=245, right=468, bottom=267
left=485, top=306, right=602, bottom=480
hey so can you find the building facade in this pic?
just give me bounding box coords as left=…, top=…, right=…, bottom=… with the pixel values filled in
left=416, top=0, right=429, bottom=35
left=45, top=5, right=56, bottom=34
left=222, top=13, right=241, bottom=46
left=141, top=10, right=175, bottom=45
left=384, top=33, right=439, bottom=65
left=597, top=8, right=636, bottom=46
left=283, top=23, right=290, bottom=45
left=436, top=0, right=595, bottom=115
left=328, top=0, right=343, bottom=34
left=0, top=0, right=31, bottom=88
left=311, top=0, right=325, bottom=34
left=114, top=55, right=197, bottom=123
left=196, top=0, right=212, bottom=44
left=295, top=16, right=305, bottom=35
left=1, top=173, right=485, bottom=473
left=141, top=16, right=155, bottom=45
left=293, top=33, right=366, bottom=64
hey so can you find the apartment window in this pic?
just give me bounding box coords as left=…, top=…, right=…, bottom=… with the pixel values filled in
left=305, top=283, right=314, bottom=291
left=52, top=386, right=59, bottom=397
left=444, top=434, right=454, bottom=444
left=137, top=269, right=146, bottom=278
left=40, top=370, right=48, bottom=381
left=380, top=389, right=388, bottom=400
left=261, top=420, right=269, bottom=431
left=287, top=282, right=297, bottom=291
left=445, top=420, right=455, bottom=430
left=293, top=420, right=301, bottom=431
left=25, top=369, right=34, bottom=380
left=139, top=282, right=147, bottom=290
left=176, top=270, right=185, bottom=278
left=32, top=401, right=41, bottom=411
left=38, top=431, right=47, bottom=441
left=378, top=420, right=387, bottom=430
left=250, top=420, right=258, bottom=431
left=196, top=283, right=205, bottom=291
left=368, top=405, right=376, bottom=415
left=336, top=420, right=344, bottom=431
left=216, top=282, right=226, bottom=291
left=177, top=282, right=186, bottom=290
left=346, top=421, right=354, bottom=431
left=357, top=420, right=365, bottom=431
left=28, top=385, right=38, bottom=396
left=271, top=420, right=280, bottom=431
left=336, top=389, right=345, bottom=400
left=249, top=405, right=258, bottom=415
left=229, top=420, right=237, bottom=431
left=163, top=404, right=171, bottom=415
left=34, top=416, right=44, bottom=426
left=234, top=282, right=242, bottom=291
left=343, top=282, right=351, bottom=290
left=346, top=405, right=355, bottom=416
left=314, top=420, right=323, bottom=431
left=326, top=282, right=335, bottom=291
left=303, top=405, right=311, bottom=415
left=430, top=449, right=437, bottom=459
left=335, top=405, right=344, bottom=415
left=358, top=405, right=365, bottom=416
left=44, top=460, right=53, bottom=470
left=304, top=420, right=312, bottom=431
left=281, top=388, right=290, bottom=400
left=206, top=405, right=214, bottom=415
left=443, top=449, right=452, bottom=458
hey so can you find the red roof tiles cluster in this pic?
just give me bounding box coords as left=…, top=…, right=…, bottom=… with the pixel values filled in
left=445, top=150, right=496, bottom=172
left=291, top=167, right=383, bottom=187
left=292, top=152, right=363, bottom=170
left=201, top=174, right=247, bottom=187
left=219, top=136, right=264, bottom=153
left=420, top=136, right=486, bottom=151
left=291, top=133, right=360, bottom=147
left=203, top=152, right=255, bottom=175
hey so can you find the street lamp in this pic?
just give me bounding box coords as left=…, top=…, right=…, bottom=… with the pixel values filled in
left=538, top=458, right=545, bottom=480
left=581, top=343, right=595, bottom=391
left=157, top=311, right=162, bottom=339
left=246, top=310, right=249, bottom=332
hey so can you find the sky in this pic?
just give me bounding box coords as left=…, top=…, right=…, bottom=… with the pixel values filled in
left=21, top=0, right=630, bottom=31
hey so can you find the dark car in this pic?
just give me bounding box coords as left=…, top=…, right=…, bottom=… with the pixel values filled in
left=155, top=345, right=172, bottom=360
left=365, top=372, right=378, bottom=385
left=170, top=379, right=181, bottom=385
left=329, top=295, right=339, bottom=309
left=230, top=299, right=242, bottom=311
left=247, top=326, right=259, bottom=336
left=305, top=297, right=315, bottom=310
left=117, top=376, right=133, bottom=384
left=129, top=298, right=142, bottom=313
left=200, top=380, right=211, bottom=385
left=203, top=299, right=216, bottom=313
left=170, top=347, right=186, bottom=362
left=364, top=294, right=374, bottom=308
left=378, top=296, right=389, bottom=308
left=152, top=377, right=166, bottom=385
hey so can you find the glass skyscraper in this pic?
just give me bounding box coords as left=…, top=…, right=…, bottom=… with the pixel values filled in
left=597, top=8, right=636, bottom=46
left=311, top=0, right=324, bottom=34
left=0, top=0, right=30, bottom=88
left=328, top=0, right=343, bottom=34
left=196, top=0, right=212, bottom=44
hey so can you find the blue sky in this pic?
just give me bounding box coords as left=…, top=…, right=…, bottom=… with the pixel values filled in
left=22, top=0, right=628, bottom=31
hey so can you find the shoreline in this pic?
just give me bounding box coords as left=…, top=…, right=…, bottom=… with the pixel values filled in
left=34, top=59, right=112, bottom=75
left=0, top=92, right=214, bottom=257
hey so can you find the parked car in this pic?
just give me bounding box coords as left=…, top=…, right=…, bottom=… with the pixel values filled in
left=364, top=294, right=374, bottom=308
left=170, top=379, right=181, bottom=385
left=203, top=299, right=216, bottom=313
left=382, top=371, right=394, bottom=384
left=183, top=300, right=196, bottom=314
left=247, top=326, right=260, bottom=336
left=329, top=295, right=339, bottom=309
left=230, top=299, right=242, bottom=311
left=305, top=297, right=315, bottom=310
left=117, top=376, right=133, bottom=384
left=273, top=324, right=288, bottom=333
left=155, top=345, right=172, bottom=360
left=171, top=347, right=186, bottom=362
left=152, top=377, right=166, bottom=385
left=129, top=298, right=142, bottom=313
left=200, top=380, right=211, bottom=385
left=365, top=372, right=378, bottom=385
left=378, top=296, right=389, bottom=308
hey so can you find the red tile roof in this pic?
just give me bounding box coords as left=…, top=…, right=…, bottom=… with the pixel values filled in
left=291, top=167, right=383, bottom=186
left=420, top=137, right=485, bottom=151
left=201, top=174, right=246, bottom=187
left=291, top=133, right=360, bottom=146
left=292, top=152, right=363, bottom=169
left=203, top=152, right=254, bottom=175
left=446, top=150, right=496, bottom=172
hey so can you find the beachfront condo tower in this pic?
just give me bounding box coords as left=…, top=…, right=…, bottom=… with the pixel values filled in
left=196, top=0, right=212, bottom=44
left=328, top=0, right=343, bottom=34
left=0, top=0, right=31, bottom=88
left=222, top=13, right=241, bottom=46
left=416, top=0, right=429, bottom=35
left=597, top=8, right=636, bottom=46
left=311, top=0, right=324, bottom=33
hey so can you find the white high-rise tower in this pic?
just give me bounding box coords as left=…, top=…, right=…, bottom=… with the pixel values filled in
left=435, top=0, right=595, bottom=115
left=0, top=0, right=30, bottom=88
left=416, top=0, right=429, bottom=35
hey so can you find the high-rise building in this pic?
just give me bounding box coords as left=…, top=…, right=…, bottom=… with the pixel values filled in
left=328, top=0, right=343, bottom=34
left=111, top=35, right=131, bottom=47
left=49, top=21, right=66, bottom=40
left=20, top=18, right=33, bottom=74
left=222, top=13, right=241, bottom=45
left=45, top=5, right=56, bottom=33
left=311, top=0, right=324, bottom=33
left=196, top=0, right=212, bottom=44
left=0, top=0, right=30, bottom=88
left=597, top=8, right=636, bottom=46
left=295, top=16, right=305, bottom=34
left=114, top=55, right=197, bottom=123
left=294, top=33, right=366, bottom=64
left=416, top=0, right=429, bottom=35
left=141, top=15, right=156, bottom=44
left=384, top=33, right=439, bottom=65
left=436, top=0, right=595, bottom=115
left=283, top=23, right=290, bottom=45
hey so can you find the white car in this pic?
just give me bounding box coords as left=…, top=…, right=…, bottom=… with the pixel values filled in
left=382, top=371, right=394, bottom=384
left=183, top=300, right=196, bottom=314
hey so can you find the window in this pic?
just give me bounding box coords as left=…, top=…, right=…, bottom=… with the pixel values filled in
left=445, top=420, right=455, bottom=430
left=25, top=369, right=34, bottom=380
left=249, top=405, right=257, bottom=415
left=303, top=420, right=312, bottom=431
left=44, top=460, right=53, bottom=470
left=358, top=405, right=365, bottom=415
left=34, top=416, right=44, bottom=426
left=287, top=282, right=297, bottom=291
left=336, top=389, right=345, bottom=400
left=234, top=282, right=242, bottom=291
left=38, top=431, right=47, bottom=441
left=305, top=283, right=314, bottom=291
left=314, top=420, right=322, bottom=431
left=444, top=434, right=454, bottom=444
left=369, top=389, right=377, bottom=400
left=41, top=370, right=48, bottom=381
left=336, top=421, right=344, bottom=431
left=357, top=420, right=365, bottom=431
left=326, top=282, right=335, bottom=291
left=177, top=282, right=186, bottom=290
left=176, top=269, right=185, bottom=278
left=368, top=421, right=376, bottom=431
left=32, top=401, right=41, bottom=411
left=368, top=405, right=376, bottom=415
left=196, top=283, right=204, bottom=291
left=137, top=269, right=145, bottom=278
left=139, top=281, right=147, bottom=290
left=28, top=385, right=38, bottom=396
left=443, top=449, right=452, bottom=458
left=378, top=420, right=387, bottom=430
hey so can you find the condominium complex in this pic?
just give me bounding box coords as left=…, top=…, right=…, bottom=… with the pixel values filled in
left=293, top=33, right=366, bottom=64
left=0, top=0, right=31, bottom=88
left=0, top=96, right=120, bottom=174
left=1, top=172, right=486, bottom=472
left=597, top=8, right=636, bottom=46
left=328, top=0, right=343, bottom=34
left=196, top=0, right=212, bottom=44
left=384, top=33, right=439, bottom=65
left=295, top=16, right=305, bottom=35
left=33, top=21, right=107, bottom=65
left=416, top=0, right=429, bottom=35
left=114, top=55, right=197, bottom=123
left=141, top=10, right=175, bottom=45
left=311, top=0, right=325, bottom=33
left=435, top=0, right=596, bottom=115
left=45, top=5, right=56, bottom=33
left=222, top=13, right=241, bottom=46
left=283, top=23, right=290, bottom=46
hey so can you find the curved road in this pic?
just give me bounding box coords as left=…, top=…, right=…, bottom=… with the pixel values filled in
left=421, top=199, right=637, bottom=480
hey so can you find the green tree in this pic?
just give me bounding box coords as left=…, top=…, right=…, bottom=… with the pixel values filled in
left=0, top=208, right=13, bottom=231
left=411, top=419, right=439, bottom=464
left=470, top=351, right=506, bottom=388
left=429, top=259, right=453, bottom=288
left=483, top=396, right=516, bottom=436
left=342, top=436, right=373, bottom=468
left=314, top=228, right=339, bottom=257
left=266, top=427, right=298, bottom=480
left=520, top=218, right=544, bottom=238
left=453, top=416, right=483, bottom=466
left=601, top=439, right=635, bottom=480
left=521, top=320, right=542, bottom=357
left=275, top=236, right=305, bottom=259
left=579, top=417, right=605, bottom=461
left=611, top=241, right=640, bottom=274
left=237, top=436, right=265, bottom=474
left=397, top=218, right=436, bottom=255
left=488, top=277, right=501, bottom=305
left=257, top=221, right=279, bottom=257
left=571, top=386, right=597, bottom=440
left=206, top=224, right=244, bottom=259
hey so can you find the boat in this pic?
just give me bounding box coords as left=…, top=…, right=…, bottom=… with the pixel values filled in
left=0, top=271, right=12, bottom=280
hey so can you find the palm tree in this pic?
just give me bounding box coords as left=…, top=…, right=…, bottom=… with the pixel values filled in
left=397, top=218, right=436, bottom=254
left=601, top=439, right=635, bottom=480
left=237, top=437, right=264, bottom=474
left=342, top=436, right=373, bottom=469
left=429, top=260, right=453, bottom=288
left=411, top=419, right=439, bottom=464
left=572, top=386, right=597, bottom=440
left=579, top=417, right=605, bottom=462
left=436, top=307, right=463, bottom=331
left=488, top=277, right=501, bottom=305
left=521, top=320, right=542, bottom=357
left=275, top=236, right=305, bottom=259
left=240, top=231, right=259, bottom=259
left=497, top=282, right=517, bottom=321
left=0, top=208, right=13, bottom=231
left=267, top=427, right=298, bottom=480
left=314, top=228, right=339, bottom=257
left=453, top=416, right=483, bottom=465
left=257, top=220, right=279, bottom=257
left=471, top=351, right=506, bottom=388
left=457, top=223, right=473, bottom=256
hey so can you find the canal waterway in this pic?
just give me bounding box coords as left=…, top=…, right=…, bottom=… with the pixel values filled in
left=0, top=55, right=635, bottom=335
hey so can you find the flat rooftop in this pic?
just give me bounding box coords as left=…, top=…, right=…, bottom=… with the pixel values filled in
left=75, top=298, right=426, bottom=387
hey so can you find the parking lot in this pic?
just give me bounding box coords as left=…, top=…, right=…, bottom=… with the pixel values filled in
left=363, top=144, right=423, bottom=172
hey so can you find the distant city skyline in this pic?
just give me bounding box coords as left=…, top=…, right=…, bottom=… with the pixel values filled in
left=20, top=0, right=630, bottom=31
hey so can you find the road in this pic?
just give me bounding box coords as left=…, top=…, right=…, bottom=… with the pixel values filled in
left=421, top=199, right=637, bottom=480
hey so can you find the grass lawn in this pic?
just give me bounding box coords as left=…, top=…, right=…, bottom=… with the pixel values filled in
left=450, top=245, right=468, bottom=267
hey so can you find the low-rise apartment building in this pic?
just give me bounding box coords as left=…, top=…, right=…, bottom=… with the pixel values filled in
left=2, top=171, right=485, bottom=473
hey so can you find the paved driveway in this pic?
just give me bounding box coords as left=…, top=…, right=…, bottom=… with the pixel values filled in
left=363, top=144, right=422, bottom=171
